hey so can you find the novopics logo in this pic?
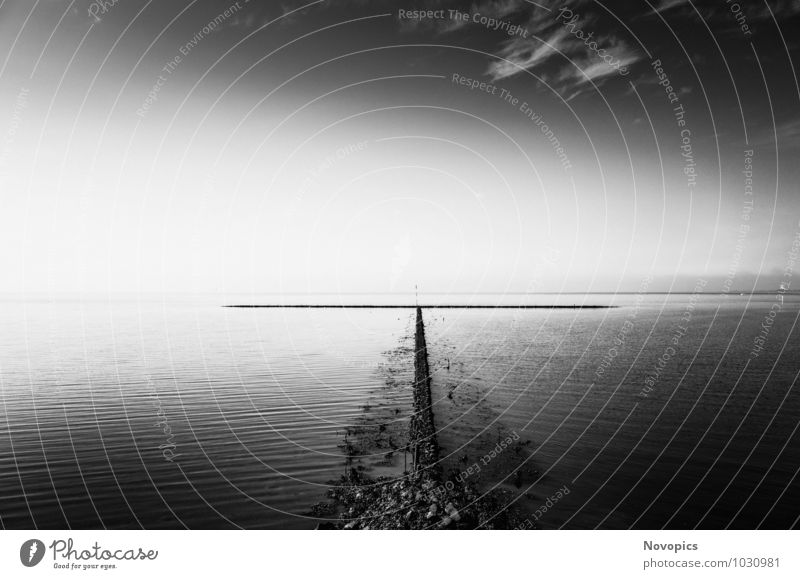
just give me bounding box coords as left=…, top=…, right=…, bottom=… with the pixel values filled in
left=20, top=539, right=46, bottom=567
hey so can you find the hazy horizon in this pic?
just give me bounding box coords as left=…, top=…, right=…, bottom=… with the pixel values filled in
left=1, top=0, right=799, bottom=294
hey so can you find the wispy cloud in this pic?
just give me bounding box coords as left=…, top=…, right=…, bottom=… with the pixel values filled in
left=648, top=0, right=800, bottom=31
left=487, top=27, right=568, bottom=80
left=570, top=40, right=639, bottom=84
left=752, top=0, right=800, bottom=20
left=651, top=0, right=687, bottom=16
left=751, top=117, right=800, bottom=150
left=224, top=0, right=324, bottom=30
left=486, top=6, right=643, bottom=96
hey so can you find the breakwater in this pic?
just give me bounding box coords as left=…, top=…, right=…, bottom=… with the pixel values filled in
left=410, top=307, right=440, bottom=473
left=312, top=308, right=526, bottom=528
left=225, top=304, right=614, bottom=308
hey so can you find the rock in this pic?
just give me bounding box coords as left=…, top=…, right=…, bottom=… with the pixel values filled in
left=444, top=502, right=461, bottom=521
left=425, top=503, right=438, bottom=519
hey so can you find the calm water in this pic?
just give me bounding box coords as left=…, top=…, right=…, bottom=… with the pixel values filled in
left=1, top=294, right=798, bottom=529
left=0, top=297, right=413, bottom=529
left=424, top=294, right=800, bottom=529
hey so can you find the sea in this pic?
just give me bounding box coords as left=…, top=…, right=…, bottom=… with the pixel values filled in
left=0, top=293, right=798, bottom=529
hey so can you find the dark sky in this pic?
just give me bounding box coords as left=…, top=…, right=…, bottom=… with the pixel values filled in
left=1, top=0, right=799, bottom=294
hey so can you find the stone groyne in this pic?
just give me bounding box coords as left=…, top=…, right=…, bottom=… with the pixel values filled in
left=311, top=308, right=525, bottom=529
left=410, top=307, right=440, bottom=474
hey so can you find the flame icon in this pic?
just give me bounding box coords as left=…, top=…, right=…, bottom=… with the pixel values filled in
left=19, top=539, right=45, bottom=567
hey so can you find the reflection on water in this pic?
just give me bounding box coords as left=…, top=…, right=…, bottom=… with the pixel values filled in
left=1, top=294, right=798, bottom=529
left=0, top=298, right=411, bottom=529
left=424, top=294, right=800, bottom=529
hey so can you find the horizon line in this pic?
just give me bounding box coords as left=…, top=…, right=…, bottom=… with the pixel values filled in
left=4, top=290, right=798, bottom=296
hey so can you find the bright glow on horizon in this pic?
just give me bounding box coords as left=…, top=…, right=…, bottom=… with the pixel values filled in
left=1, top=1, right=797, bottom=295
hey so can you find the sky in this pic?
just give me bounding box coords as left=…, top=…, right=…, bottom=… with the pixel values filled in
left=1, top=0, right=799, bottom=295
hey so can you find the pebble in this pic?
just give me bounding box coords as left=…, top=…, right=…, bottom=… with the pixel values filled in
left=426, top=503, right=438, bottom=519
left=444, top=502, right=461, bottom=521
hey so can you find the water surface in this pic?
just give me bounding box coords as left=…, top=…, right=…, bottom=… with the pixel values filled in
left=0, top=297, right=411, bottom=529
left=1, top=293, right=798, bottom=529
left=424, top=294, right=800, bottom=529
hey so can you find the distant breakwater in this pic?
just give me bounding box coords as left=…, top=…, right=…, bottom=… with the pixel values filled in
left=224, top=304, right=615, bottom=309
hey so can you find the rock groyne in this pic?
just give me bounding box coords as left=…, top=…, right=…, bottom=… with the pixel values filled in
left=410, top=307, right=440, bottom=474
left=311, top=308, right=526, bottom=529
